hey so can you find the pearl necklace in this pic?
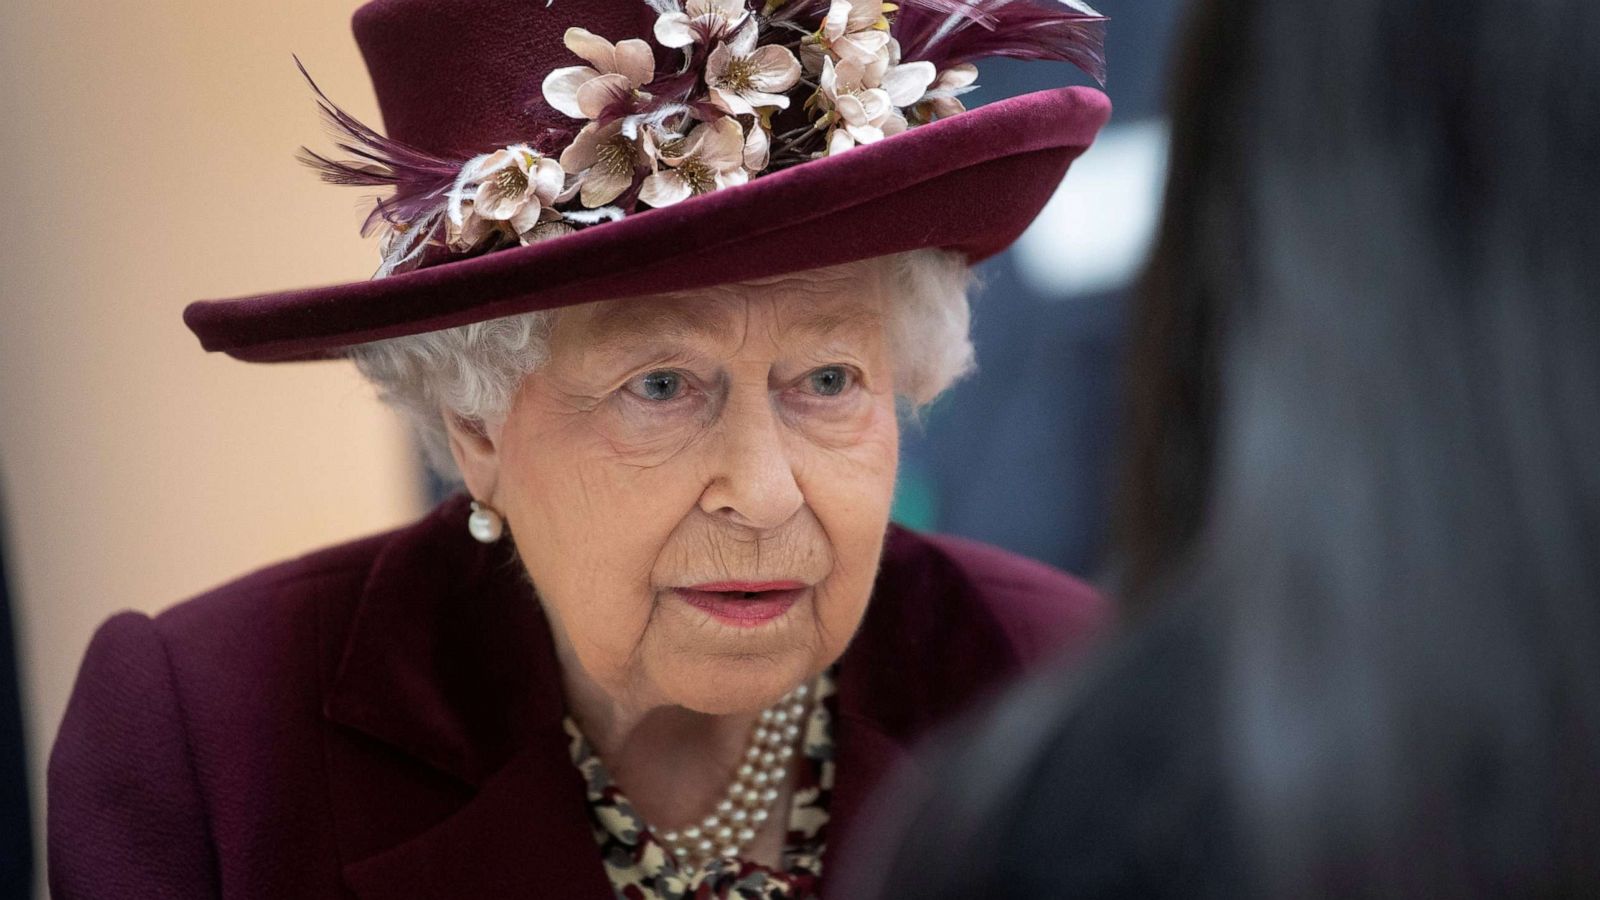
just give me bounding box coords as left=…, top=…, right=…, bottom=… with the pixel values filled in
left=656, top=682, right=812, bottom=869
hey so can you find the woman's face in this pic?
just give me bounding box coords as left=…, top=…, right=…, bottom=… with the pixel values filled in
left=455, top=262, right=900, bottom=716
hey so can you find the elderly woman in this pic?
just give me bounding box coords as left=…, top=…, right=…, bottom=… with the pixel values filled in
left=48, top=0, right=1110, bottom=896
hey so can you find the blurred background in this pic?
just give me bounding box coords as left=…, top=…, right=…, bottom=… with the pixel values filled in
left=0, top=0, right=1179, bottom=894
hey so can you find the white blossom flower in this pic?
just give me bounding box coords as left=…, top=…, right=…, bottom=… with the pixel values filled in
left=815, top=57, right=905, bottom=154
left=542, top=27, right=656, bottom=120
left=876, top=39, right=937, bottom=107
left=654, top=0, right=750, bottom=49
left=912, top=63, right=978, bottom=121
left=446, top=145, right=566, bottom=249
left=638, top=117, right=749, bottom=207
left=743, top=113, right=772, bottom=172
left=801, top=0, right=893, bottom=72
left=559, top=119, right=644, bottom=207
left=705, top=21, right=803, bottom=115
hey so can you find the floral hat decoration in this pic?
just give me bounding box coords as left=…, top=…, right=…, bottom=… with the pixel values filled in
left=183, top=0, right=1110, bottom=362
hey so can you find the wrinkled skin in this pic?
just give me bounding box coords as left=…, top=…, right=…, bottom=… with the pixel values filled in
left=447, top=259, right=900, bottom=841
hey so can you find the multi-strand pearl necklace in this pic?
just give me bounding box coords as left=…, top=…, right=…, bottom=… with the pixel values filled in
left=656, top=682, right=812, bottom=869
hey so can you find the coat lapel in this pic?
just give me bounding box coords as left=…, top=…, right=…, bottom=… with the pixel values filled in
left=827, top=708, right=919, bottom=858
left=321, top=495, right=614, bottom=898
left=822, top=525, right=1053, bottom=864
left=340, top=733, right=615, bottom=900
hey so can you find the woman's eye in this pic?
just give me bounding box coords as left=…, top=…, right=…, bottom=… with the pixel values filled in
left=629, top=370, right=685, bottom=402
left=805, top=366, right=853, bottom=397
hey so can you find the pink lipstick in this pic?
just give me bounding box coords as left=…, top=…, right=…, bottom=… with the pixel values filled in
left=675, top=581, right=807, bottom=626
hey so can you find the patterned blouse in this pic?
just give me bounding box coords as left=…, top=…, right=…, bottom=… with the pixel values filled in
left=564, top=669, right=839, bottom=900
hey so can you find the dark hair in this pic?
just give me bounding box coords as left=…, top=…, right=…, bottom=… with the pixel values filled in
left=1193, top=0, right=1600, bottom=889
left=1108, top=0, right=1249, bottom=608
left=843, top=0, right=1600, bottom=894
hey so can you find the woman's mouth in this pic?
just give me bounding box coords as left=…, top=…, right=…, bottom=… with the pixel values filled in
left=675, top=581, right=807, bottom=627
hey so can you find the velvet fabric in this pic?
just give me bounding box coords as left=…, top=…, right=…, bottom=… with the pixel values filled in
left=48, top=495, right=1106, bottom=898
left=179, top=0, right=1112, bottom=363
left=355, top=0, right=660, bottom=158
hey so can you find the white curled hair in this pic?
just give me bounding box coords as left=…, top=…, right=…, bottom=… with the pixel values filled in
left=350, top=248, right=977, bottom=478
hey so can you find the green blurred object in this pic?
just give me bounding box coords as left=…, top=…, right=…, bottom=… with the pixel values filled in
left=890, top=464, right=940, bottom=531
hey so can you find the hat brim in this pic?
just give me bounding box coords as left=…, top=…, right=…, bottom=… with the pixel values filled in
left=184, top=86, right=1111, bottom=362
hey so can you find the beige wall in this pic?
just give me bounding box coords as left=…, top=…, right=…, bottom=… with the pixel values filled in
left=0, top=0, right=424, bottom=887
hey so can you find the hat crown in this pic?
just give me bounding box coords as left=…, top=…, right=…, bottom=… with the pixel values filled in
left=187, top=0, right=1111, bottom=361
left=353, top=0, right=655, bottom=157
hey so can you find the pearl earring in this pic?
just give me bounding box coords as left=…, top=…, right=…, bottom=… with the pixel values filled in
left=467, top=501, right=504, bottom=544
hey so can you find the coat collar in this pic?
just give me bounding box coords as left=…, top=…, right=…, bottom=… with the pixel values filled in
left=324, top=494, right=560, bottom=788
left=323, top=497, right=1037, bottom=897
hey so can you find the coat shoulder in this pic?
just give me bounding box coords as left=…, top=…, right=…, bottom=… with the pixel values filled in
left=838, top=526, right=1111, bottom=752
left=153, top=519, right=395, bottom=637
left=49, top=506, right=459, bottom=898
left=148, top=498, right=466, bottom=661
left=83, top=499, right=468, bottom=751
left=879, top=525, right=1109, bottom=666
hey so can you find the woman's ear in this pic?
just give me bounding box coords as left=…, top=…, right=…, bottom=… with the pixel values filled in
left=444, top=410, right=502, bottom=502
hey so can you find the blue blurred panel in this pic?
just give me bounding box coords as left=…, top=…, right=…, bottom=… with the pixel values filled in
left=899, top=273, right=1126, bottom=571
left=893, top=0, right=1184, bottom=576
left=958, top=0, right=1186, bottom=119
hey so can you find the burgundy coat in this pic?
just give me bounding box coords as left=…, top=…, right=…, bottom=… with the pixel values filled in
left=48, top=495, right=1105, bottom=898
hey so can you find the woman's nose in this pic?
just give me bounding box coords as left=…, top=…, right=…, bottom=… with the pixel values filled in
left=697, top=391, right=804, bottom=530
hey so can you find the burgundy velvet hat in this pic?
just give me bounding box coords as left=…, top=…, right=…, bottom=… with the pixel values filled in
left=182, top=0, right=1112, bottom=363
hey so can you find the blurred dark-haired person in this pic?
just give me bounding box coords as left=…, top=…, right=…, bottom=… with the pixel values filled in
left=836, top=0, right=1600, bottom=896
